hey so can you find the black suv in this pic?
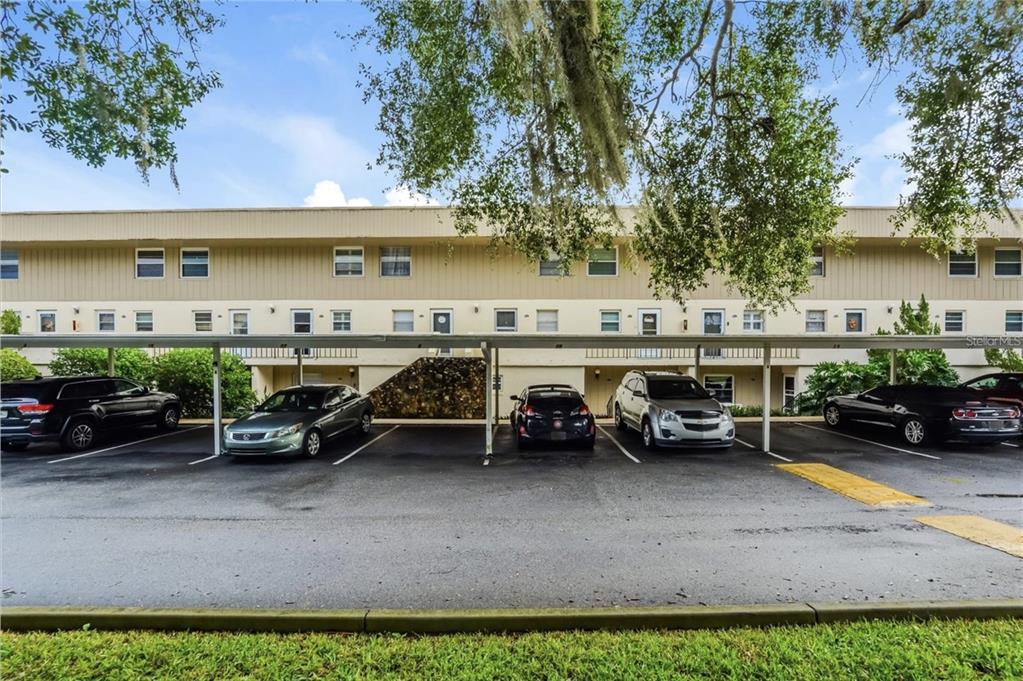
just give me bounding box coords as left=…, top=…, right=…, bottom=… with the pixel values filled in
left=1, top=376, right=181, bottom=452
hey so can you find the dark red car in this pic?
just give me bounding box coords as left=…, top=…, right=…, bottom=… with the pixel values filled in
left=960, top=373, right=1023, bottom=409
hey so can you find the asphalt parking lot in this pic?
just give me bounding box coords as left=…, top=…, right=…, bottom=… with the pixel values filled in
left=2, top=420, right=1020, bottom=609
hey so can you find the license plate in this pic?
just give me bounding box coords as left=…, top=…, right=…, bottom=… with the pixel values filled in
left=553, top=420, right=563, bottom=430
left=550, top=431, right=567, bottom=441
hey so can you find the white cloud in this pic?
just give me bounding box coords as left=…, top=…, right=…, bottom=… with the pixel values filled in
left=838, top=175, right=857, bottom=204
left=862, top=119, right=912, bottom=158
left=384, top=185, right=439, bottom=206
left=303, top=180, right=372, bottom=207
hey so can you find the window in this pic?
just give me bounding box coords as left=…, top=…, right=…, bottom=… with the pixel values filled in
left=703, top=375, right=734, bottom=404
left=60, top=380, right=114, bottom=400
left=230, top=310, right=249, bottom=335
left=844, top=309, right=865, bottom=333
left=332, top=310, right=352, bottom=332
left=38, top=310, right=56, bottom=333
left=180, top=248, right=209, bottom=278
left=742, top=310, right=764, bottom=332
left=1007, top=311, right=1023, bottom=333
left=587, top=247, right=618, bottom=276
left=334, top=247, right=364, bottom=277
left=1, top=249, right=18, bottom=279
left=805, top=310, right=826, bottom=333
left=994, top=248, right=1022, bottom=277
left=783, top=375, right=796, bottom=410
left=495, top=309, right=517, bottom=332
left=392, top=310, right=414, bottom=332
left=536, top=309, right=559, bottom=332
left=193, top=310, right=213, bottom=333
left=380, top=246, right=411, bottom=277
left=944, top=311, right=965, bottom=333
left=135, top=249, right=165, bottom=278
left=135, top=311, right=154, bottom=332
left=810, top=246, right=825, bottom=277
left=96, top=311, right=115, bottom=332
left=600, top=310, right=621, bottom=333
left=292, top=309, right=313, bottom=334
left=948, top=251, right=977, bottom=277
left=112, top=379, right=144, bottom=395
left=539, top=251, right=562, bottom=276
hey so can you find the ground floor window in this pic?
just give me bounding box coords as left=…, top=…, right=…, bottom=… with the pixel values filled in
left=1007, top=311, right=1023, bottom=333
left=536, top=309, right=559, bottom=332
left=783, top=375, right=796, bottom=411
left=703, top=375, right=734, bottom=404
left=135, top=311, right=154, bottom=332
left=230, top=310, right=249, bottom=335
left=844, top=309, right=865, bottom=333
left=37, top=310, right=56, bottom=333
left=495, top=309, right=517, bottom=332
left=805, top=309, right=826, bottom=333
left=393, top=309, right=414, bottom=333
left=292, top=309, right=313, bottom=334
left=193, top=310, right=213, bottom=333
left=332, top=310, right=352, bottom=332
left=600, top=310, right=621, bottom=333
left=96, top=311, right=115, bottom=332
left=944, top=311, right=965, bottom=333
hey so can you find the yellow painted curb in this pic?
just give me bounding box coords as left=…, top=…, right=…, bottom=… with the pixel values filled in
left=777, top=463, right=929, bottom=506
left=916, top=515, right=1023, bottom=559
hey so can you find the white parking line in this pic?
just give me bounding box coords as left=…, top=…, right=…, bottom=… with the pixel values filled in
left=596, top=426, right=641, bottom=463
left=1002, top=441, right=1019, bottom=448
left=188, top=453, right=219, bottom=465
left=795, top=422, right=941, bottom=460
left=332, top=425, right=400, bottom=465
left=734, top=437, right=793, bottom=462
left=48, top=427, right=204, bottom=464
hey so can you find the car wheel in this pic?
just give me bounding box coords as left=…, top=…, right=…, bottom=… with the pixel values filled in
left=823, top=403, right=843, bottom=428
left=62, top=418, right=96, bottom=452
left=359, top=412, right=373, bottom=436
left=583, top=435, right=595, bottom=450
left=157, top=405, right=180, bottom=432
left=614, top=404, right=628, bottom=432
left=302, top=429, right=322, bottom=458
left=901, top=417, right=927, bottom=446
left=2, top=441, right=29, bottom=452
left=641, top=418, right=658, bottom=450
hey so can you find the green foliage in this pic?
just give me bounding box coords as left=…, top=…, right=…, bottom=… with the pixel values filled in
left=152, top=349, right=256, bottom=418
left=1, top=308, right=21, bottom=334
left=985, top=348, right=1023, bottom=372
left=1, top=0, right=223, bottom=183
left=794, top=360, right=888, bottom=414
left=866, top=294, right=959, bottom=387
left=726, top=404, right=786, bottom=418
left=0, top=348, right=39, bottom=380
left=354, top=1, right=1022, bottom=308
left=48, top=348, right=156, bottom=386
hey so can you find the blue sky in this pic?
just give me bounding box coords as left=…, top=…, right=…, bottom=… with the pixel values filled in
left=3, top=2, right=914, bottom=212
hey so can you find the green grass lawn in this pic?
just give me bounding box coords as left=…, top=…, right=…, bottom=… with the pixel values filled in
left=3, top=619, right=1021, bottom=680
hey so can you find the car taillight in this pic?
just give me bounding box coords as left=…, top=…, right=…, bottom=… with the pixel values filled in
left=577, top=404, right=590, bottom=416
left=953, top=408, right=977, bottom=419
left=17, top=403, right=54, bottom=415
left=524, top=405, right=535, bottom=416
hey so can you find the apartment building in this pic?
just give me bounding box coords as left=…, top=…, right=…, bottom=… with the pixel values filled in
left=2, top=207, right=1020, bottom=412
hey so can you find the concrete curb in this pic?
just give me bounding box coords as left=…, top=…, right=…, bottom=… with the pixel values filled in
left=3, top=600, right=1021, bottom=634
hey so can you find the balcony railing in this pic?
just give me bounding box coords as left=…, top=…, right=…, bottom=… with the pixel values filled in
left=585, top=346, right=799, bottom=360
left=148, top=347, right=358, bottom=360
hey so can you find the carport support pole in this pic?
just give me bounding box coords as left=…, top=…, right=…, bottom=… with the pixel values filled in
left=693, top=345, right=701, bottom=380
left=493, top=347, right=500, bottom=426
left=106, top=348, right=115, bottom=376
left=889, top=349, right=897, bottom=384
left=762, top=344, right=771, bottom=453
left=213, top=344, right=222, bottom=458
left=296, top=349, right=304, bottom=386
left=482, top=342, right=493, bottom=458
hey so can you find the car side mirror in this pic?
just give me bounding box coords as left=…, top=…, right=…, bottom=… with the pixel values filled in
left=632, top=390, right=645, bottom=398
left=510, top=396, right=520, bottom=402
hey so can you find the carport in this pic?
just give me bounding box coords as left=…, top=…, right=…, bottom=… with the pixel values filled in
left=2, top=333, right=997, bottom=458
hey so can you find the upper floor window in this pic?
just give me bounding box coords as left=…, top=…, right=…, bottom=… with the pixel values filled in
left=994, top=248, right=1022, bottom=277
left=844, top=309, right=865, bottom=333
left=181, top=248, right=209, bottom=278
left=742, top=310, right=764, bottom=333
left=380, top=246, right=411, bottom=277
left=38, top=310, right=56, bottom=333
left=948, top=251, right=977, bottom=277
left=193, top=310, right=213, bottom=333
left=1007, top=311, right=1023, bottom=334
left=810, top=246, right=825, bottom=277
left=135, top=311, right=154, bottom=332
left=392, top=309, right=414, bottom=332
left=97, top=311, right=116, bottom=332
left=136, top=249, right=165, bottom=278
left=332, top=310, right=352, bottom=332
left=292, top=309, right=313, bottom=334
left=230, top=310, right=249, bottom=335
left=944, top=311, right=965, bottom=333
left=334, top=247, right=364, bottom=277
left=539, top=250, right=562, bottom=276
left=536, top=309, right=559, bottom=332
left=587, top=247, right=618, bottom=276
left=495, top=309, right=517, bottom=332
left=805, top=310, right=826, bottom=333
left=1, top=249, right=19, bottom=279
left=600, top=310, right=621, bottom=333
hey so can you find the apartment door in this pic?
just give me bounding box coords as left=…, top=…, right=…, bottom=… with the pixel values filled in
left=783, top=375, right=796, bottom=412
left=637, top=309, right=661, bottom=359
left=432, top=309, right=453, bottom=356
left=702, top=309, right=725, bottom=358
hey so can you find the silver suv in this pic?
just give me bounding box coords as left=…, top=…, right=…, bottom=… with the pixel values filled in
left=612, top=371, right=734, bottom=450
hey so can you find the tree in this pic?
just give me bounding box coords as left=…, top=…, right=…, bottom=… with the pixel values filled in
left=793, top=360, right=888, bottom=414
left=985, top=348, right=1023, bottom=372
left=48, top=347, right=155, bottom=385
left=354, top=0, right=1022, bottom=308
left=1, top=308, right=21, bottom=334
left=868, top=294, right=958, bottom=386
left=152, top=348, right=256, bottom=417
left=1, top=0, right=222, bottom=184
left=0, top=348, right=39, bottom=380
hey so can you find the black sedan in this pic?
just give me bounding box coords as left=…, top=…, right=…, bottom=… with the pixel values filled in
left=960, top=372, right=1023, bottom=410
left=823, top=384, right=1021, bottom=446
left=510, top=384, right=595, bottom=450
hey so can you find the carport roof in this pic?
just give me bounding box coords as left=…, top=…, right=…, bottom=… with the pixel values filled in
left=1, top=333, right=1007, bottom=350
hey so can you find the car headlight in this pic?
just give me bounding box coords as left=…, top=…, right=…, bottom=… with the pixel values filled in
left=269, top=423, right=303, bottom=439
left=722, top=408, right=733, bottom=421
left=659, top=408, right=678, bottom=422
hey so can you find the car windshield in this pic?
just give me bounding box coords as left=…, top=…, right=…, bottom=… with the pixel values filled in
left=258, top=391, right=323, bottom=412
left=647, top=379, right=709, bottom=400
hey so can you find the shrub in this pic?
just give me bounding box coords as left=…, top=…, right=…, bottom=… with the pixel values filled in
left=985, top=348, right=1023, bottom=372
left=793, top=361, right=888, bottom=415
left=152, top=349, right=256, bottom=417
left=1, top=309, right=21, bottom=334
left=0, top=349, right=39, bottom=381
left=48, top=348, right=156, bottom=385
left=726, top=405, right=787, bottom=417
